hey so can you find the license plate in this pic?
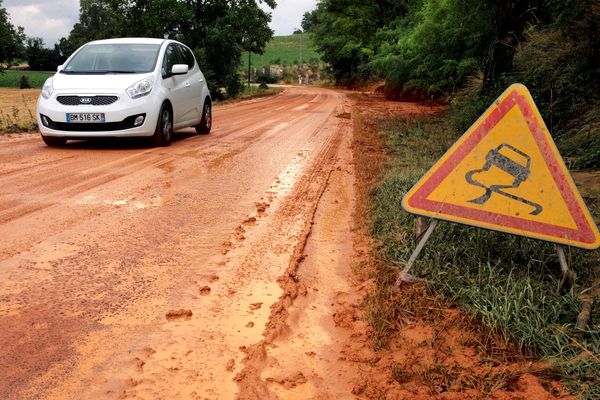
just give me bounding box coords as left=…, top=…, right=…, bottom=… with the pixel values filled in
left=66, top=113, right=106, bottom=123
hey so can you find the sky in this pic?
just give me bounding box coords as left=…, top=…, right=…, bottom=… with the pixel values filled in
left=4, top=0, right=317, bottom=48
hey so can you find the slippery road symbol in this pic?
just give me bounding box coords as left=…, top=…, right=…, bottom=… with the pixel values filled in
left=465, top=143, right=543, bottom=215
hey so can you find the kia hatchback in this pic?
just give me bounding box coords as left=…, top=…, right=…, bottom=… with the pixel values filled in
left=37, top=38, right=212, bottom=146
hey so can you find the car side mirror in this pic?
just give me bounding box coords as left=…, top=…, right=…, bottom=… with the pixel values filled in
left=171, top=64, right=189, bottom=75
left=57, top=64, right=63, bottom=72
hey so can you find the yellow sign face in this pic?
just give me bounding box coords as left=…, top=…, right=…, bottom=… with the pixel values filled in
left=402, top=84, right=600, bottom=249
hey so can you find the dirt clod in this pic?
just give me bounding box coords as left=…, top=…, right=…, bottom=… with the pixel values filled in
left=165, top=309, right=193, bottom=321
left=199, top=286, right=211, bottom=296
left=226, top=359, right=235, bottom=372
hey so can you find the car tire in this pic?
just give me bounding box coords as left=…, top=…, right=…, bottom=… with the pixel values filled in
left=41, top=135, right=67, bottom=147
left=152, top=104, right=172, bottom=146
left=194, top=100, right=211, bottom=135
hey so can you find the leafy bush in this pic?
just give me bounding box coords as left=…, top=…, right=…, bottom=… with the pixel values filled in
left=371, top=0, right=495, bottom=97
left=19, top=75, right=31, bottom=89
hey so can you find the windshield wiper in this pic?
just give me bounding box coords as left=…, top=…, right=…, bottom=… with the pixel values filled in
left=60, top=70, right=99, bottom=74
left=60, top=70, right=140, bottom=74
left=102, top=70, right=138, bottom=74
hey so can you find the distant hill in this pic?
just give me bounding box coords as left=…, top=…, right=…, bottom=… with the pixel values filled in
left=246, top=33, right=321, bottom=68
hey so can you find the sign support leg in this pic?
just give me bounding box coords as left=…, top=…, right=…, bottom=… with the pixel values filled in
left=416, top=216, right=427, bottom=238
left=395, top=219, right=438, bottom=286
left=556, top=244, right=576, bottom=293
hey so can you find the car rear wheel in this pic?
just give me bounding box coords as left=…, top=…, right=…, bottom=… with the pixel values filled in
left=152, top=104, right=172, bottom=146
left=195, top=100, right=211, bottom=135
left=41, top=135, right=67, bottom=147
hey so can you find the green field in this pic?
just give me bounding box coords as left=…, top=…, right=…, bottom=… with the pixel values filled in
left=247, top=33, right=321, bottom=68
left=0, top=70, right=53, bottom=88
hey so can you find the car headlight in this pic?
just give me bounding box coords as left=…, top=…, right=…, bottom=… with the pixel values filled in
left=127, top=77, right=153, bottom=99
left=41, top=78, right=54, bottom=99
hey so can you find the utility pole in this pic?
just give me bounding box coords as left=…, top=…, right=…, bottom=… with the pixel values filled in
left=248, top=50, right=251, bottom=88
left=299, top=31, right=303, bottom=70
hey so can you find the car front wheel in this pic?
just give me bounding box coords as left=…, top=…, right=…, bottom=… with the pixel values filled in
left=195, top=100, right=211, bottom=135
left=152, top=104, right=172, bottom=146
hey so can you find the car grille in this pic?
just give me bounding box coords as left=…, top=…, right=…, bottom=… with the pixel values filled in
left=56, top=95, right=119, bottom=106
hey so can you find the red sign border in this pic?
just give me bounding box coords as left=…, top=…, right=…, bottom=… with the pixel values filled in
left=404, top=86, right=598, bottom=248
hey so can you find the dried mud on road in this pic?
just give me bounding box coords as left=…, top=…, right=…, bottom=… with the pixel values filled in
left=0, top=87, right=571, bottom=399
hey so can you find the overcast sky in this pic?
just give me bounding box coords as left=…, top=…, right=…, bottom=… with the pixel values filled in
left=4, top=0, right=317, bottom=48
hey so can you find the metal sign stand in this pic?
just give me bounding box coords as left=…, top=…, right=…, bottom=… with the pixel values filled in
left=395, top=218, right=438, bottom=286
left=395, top=220, right=578, bottom=294
left=556, top=244, right=576, bottom=293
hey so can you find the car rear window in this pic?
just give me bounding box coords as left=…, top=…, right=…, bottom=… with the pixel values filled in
left=62, top=44, right=161, bottom=74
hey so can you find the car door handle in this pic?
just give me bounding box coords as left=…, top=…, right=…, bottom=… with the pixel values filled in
left=185, top=82, right=191, bottom=87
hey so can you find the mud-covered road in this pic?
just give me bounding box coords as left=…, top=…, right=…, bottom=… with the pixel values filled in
left=0, top=87, right=361, bottom=399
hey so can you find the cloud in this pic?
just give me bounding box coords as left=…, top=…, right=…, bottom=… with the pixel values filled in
left=263, top=0, right=317, bottom=35
left=4, top=0, right=80, bottom=47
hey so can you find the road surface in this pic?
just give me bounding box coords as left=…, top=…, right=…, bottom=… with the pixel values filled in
left=0, top=86, right=358, bottom=399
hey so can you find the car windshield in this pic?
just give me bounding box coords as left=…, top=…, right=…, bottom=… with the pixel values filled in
left=61, top=43, right=161, bottom=74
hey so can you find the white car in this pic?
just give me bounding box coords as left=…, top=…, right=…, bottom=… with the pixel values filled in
left=37, top=38, right=212, bottom=146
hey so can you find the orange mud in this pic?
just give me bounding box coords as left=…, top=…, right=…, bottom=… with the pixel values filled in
left=0, top=88, right=573, bottom=399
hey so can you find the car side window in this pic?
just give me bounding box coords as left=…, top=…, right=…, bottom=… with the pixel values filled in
left=178, top=45, right=195, bottom=70
left=162, top=44, right=181, bottom=79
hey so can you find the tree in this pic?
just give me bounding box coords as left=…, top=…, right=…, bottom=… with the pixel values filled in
left=481, top=0, right=531, bottom=92
left=0, top=0, right=25, bottom=66
left=301, top=10, right=318, bottom=32
left=65, top=0, right=127, bottom=51
left=129, top=0, right=274, bottom=96
left=55, top=37, right=78, bottom=61
left=308, top=0, right=414, bottom=83
left=64, top=0, right=275, bottom=98
left=372, top=0, right=496, bottom=96
left=25, top=37, right=62, bottom=71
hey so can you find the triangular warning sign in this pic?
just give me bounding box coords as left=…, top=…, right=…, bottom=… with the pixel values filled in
left=402, top=84, right=600, bottom=249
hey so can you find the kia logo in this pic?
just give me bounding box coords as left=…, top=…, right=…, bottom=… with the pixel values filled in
left=80, top=97, right=92, bottom=104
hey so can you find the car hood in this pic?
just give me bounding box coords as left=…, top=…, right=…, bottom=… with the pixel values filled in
left=51, top=72, right=154, bottom=91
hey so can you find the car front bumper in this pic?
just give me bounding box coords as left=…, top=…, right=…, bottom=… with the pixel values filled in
left=37, top=90, right=160, bottom=138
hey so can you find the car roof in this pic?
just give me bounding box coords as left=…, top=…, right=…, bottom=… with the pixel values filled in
left=87, top=38, right=167, bottom=46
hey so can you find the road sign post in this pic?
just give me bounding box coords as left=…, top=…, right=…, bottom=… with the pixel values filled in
left=397, top=83, right=600, bottom=284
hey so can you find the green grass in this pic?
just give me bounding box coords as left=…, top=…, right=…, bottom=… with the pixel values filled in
left=246, top=33, right=321, bottom=68
left=0, top=70, right=53, bottom=88
left=237, top=84, right=283, bottom=100
left=367, top=114, right=600, bottom=399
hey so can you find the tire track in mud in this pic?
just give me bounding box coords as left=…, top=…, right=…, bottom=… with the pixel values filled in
left=234, top=105, right=351, bottom=399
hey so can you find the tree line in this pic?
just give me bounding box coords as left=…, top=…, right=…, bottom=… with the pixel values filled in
left=303, top=0, right=600, bottom=167
left=0, top=0, right=275, bottom=98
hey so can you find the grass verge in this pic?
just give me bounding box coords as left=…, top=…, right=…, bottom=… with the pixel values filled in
left=241, top=84, right=283, bottom=98
left=365, top=111, right=600, bottom=398
left=229, top=85, right=283, bottom=102
left=0, top=70, right=53, bottom=89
